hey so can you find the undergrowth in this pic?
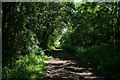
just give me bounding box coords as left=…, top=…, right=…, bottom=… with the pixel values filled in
left=65, top=45, right=120, bottom=79
left=2, top=30, right=49, bottom=79
left=2, top=52, right=48, bottom=79
left=75, top=46, right=120, bottom=79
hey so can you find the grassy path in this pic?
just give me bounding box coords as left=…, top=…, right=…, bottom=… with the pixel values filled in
left=44, top=49, right=106, bottom=80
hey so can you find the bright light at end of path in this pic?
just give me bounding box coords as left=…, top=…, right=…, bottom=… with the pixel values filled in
left=63, top=28, right=67, bottom=32
left=57, top=40, right=60, bottom=45
left=74, top=0, right=82, bottom=2
left=62, top=28, right=67, bottom=33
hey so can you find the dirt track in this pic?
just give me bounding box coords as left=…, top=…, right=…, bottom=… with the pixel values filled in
left=44, top=49, right=106, bottom=80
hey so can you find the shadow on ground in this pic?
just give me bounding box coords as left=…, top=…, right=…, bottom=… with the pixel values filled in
left=44, top=49, right=106, bottom=80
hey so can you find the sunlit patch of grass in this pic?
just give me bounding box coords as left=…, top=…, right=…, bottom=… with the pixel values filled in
left=57, top=48, right=63, bottom=50
left=47, top=70, right=52, bottom=73
left=30, top=74, right=37, bottom=78
left=45, top=55, right=53, bottom=59
left=71, top=72, right=80, bottom=75
left=2, top=51, right=48, bottom=79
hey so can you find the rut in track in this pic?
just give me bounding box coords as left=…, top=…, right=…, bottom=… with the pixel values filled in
left=44, top=49, right=106, bottom=80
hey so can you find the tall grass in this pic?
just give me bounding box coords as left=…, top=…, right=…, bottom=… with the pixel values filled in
left=68, top=45, right=120, bottom=79
left=2, top=51, right=48, bottom=79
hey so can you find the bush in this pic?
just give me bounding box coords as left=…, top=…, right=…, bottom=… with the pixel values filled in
left=74, top=46, right=120, bottom=79
left=2, top=31, right=49, bottom=79
left=2, top=51, right=48, bottom=79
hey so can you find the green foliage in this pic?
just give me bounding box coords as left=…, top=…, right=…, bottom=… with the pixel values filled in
left=2, top=52, right=48, bottom=78
left=74, top=46, right=120, bottom=78
left=2, top=28, right=48, bottom=78
left=2, top=2, right=120, bottom=79
left=2, top=2, right=73, bottom=79
left=60, top=2, right=120, bottom=79
left=2, top=2, right=69, bottom=62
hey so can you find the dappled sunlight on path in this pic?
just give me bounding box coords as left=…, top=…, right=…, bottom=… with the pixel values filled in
left=44, top=49, right=105, bottom=80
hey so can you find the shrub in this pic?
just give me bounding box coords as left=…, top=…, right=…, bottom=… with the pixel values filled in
left=2, top=31, right=48, bottom=79
left=74, top=46, right=120, bottom=79
left=2, top=51, right=47, bottom=79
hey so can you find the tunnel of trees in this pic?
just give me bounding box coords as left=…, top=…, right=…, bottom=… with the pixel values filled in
left=2, top=2, right=120, bottom=79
